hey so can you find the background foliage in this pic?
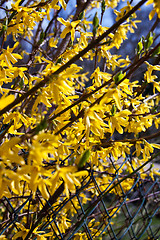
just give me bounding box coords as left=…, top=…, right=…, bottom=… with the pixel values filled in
left=0, top=0, right=160, bottom=239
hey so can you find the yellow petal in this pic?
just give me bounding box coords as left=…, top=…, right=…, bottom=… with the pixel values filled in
left=60, top=27, right=70, bottom=39
left=113, top=89, right=121, bottom=110
left=58, top=17, right=68, bottom=26
left=73, top=171, right=88, bottom=177
left=71, top=28, right=75, bottom=42
left=0, top=95, right=15, bottom=110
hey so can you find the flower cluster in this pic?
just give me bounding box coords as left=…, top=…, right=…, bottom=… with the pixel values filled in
left=0, top=0, right=159, bottom=239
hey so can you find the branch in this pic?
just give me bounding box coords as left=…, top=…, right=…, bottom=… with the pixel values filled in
left=52, top=0, right=93, bottom=61
left=54, top=109, right=85, bottom=135
left=99, top=130, right=160, bottom=148
left=0, top=0, right=148, bottom=117
left=50, top=42, right=160, bottom=135
left=24, top=182, right=64, bottom=240
left=64, top=150, right=160, bottom=239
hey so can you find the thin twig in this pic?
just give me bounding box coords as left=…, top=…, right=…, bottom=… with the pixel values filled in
left=24, top=182, right=65, bottom=240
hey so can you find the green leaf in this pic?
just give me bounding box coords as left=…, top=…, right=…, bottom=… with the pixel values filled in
left=113, top=71, right=124, bottom=84
left=35, top=118, right=47, bottom=134
left=111, top=104, right=117, bottom=116
left=152, top=46, right=160, bottom=57
left=101, top=0, right=105, bottom=12
left=93, top=12, right=99, bottom=28
left=78, top=11, right=84, bottom=20
left=145, top=32, right=153, bottom=49
left=93, top=12, right=99, bottom=36
left=56, top=57, right=63, bottom=65
left=78, top=149, right=90, bottom=168
left=19, top=78, right=24, bottom=88
left=2, top=17, right=8, bottom=32
left=38, top=30, right=45, bottom=44
left=137, top=40, right=143, bottom=53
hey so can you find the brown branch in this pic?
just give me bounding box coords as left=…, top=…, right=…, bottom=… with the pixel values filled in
left=0, top=0, right=148, bottom=117
left=100, top=130, right=160, bottom=148
left=28, top=0, right=52, bottom=8
left=144, top=130, right=160, bottom=141
left=54, top=109, right=85, bottom=135
left=52, top=33, right=71, bottom=61
left=86, top=190, right=160, bottom=221
left=52, top=0, right=93, bottom=61
left=123, top=43, right=160, bottom=84
left=21, top=44, right=160, bottom=138
left=13, top=42, right=160, bottom=140
left=147, top=16, right=159, bottom=38
left=44, top=6, right=64, bottom=37
left=29, top=37, right=159, bottom=125
left=100, top=138, right=143, bottom=148
left=0, top=121, right=14, bottom=142
left=24, top=182, right=64, bottom=240
left=0, top=6, right=11, bottom=11
left=51, top=42, right=160, bottom=135
left=0, top=211, right=35, bottom=228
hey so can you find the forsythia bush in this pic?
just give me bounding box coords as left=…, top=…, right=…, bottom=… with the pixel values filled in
left=0, top=0, right=160, bottom=239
